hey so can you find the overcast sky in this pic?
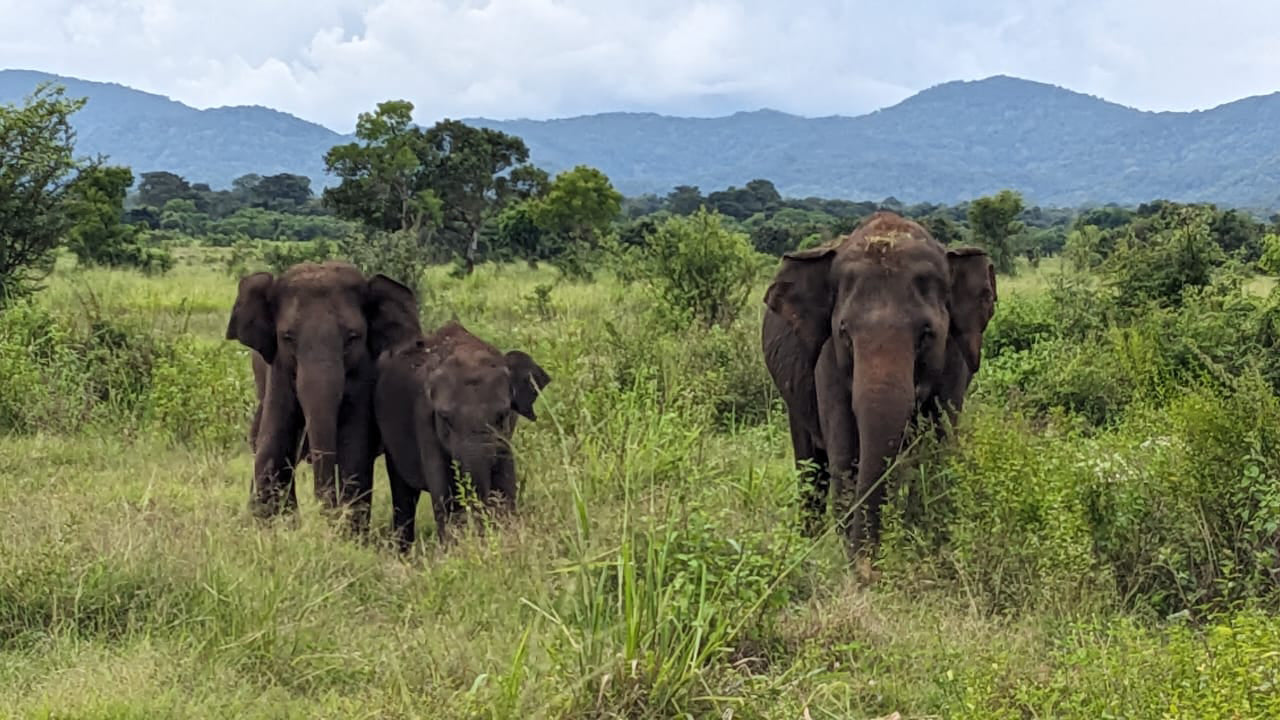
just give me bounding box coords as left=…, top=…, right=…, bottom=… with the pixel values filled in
left=3, top=0, right=1279, bottom=132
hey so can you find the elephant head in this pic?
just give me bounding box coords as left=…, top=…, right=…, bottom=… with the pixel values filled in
left=764, top=212, right=990, bottom=557
left=226, top=261, right=420, bottom=520
left=423, top=325, right=551, bottom=508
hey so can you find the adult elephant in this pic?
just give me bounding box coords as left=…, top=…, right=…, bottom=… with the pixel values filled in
left=374, top=321, right=551, bottom=552
left=226, top=261, right=421, bottom=534
left=761, top=212, right=996, bottom=567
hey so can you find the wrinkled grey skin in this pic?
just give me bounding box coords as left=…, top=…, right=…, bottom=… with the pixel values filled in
left=374, top=321, right=551, bottom=553
left=227, top=261, right=421, bottom=535
left=761, top=211, right=996, bottom=567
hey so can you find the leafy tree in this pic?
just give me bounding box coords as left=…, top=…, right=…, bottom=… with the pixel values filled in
left=137, top=171, right=195, bottom=209
left=1064, top=225, right=1106, bottom=271
left=422, top=119, right=535, bottom=273
left=1075, top=205, right=1135, bottom=231
left=65, top=165, right=171, bottom=272
left=494, top=201, right=546, bottom=267
left=0, top=84, right=88, bottom=302
left=252, top=173, right=313, bottom=211
left=634, top=207, right=764, bottom=328
left=968, top=189, right=1026, bottom=274
left=159, top=198, right=210, bottom=236
left=622, top=193, right=664, bottom=219
left=530, top=166, right=622, bottom=245
left=665, top=185, right=704, bottom=215
left=1102, top=205, right=1223, bottom=310
left=323, top=100, right=443, bottom=243
left=921, top=215, right=964, bottom=245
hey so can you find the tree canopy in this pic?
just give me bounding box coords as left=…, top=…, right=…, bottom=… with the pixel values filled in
left=0, top=83, right=88, bottom=302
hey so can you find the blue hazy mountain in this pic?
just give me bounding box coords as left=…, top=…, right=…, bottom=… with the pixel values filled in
left=3, top=69, right=1278, bottom=207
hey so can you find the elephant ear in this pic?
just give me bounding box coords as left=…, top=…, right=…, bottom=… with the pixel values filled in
left=226, top=272, right=277, bottom=363
left=364, top=274, right=422, bottom=358
left=763, top=246, right=837, bottom=352
left=505, top=350, right=551, bottom=421
left=945, top=247, right=997, bottom=372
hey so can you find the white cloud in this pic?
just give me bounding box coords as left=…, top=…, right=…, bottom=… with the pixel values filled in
left=2, top=0, right=1278, bottom=131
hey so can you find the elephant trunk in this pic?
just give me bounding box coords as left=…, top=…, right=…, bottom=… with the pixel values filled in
left=296, top=360, right=345, bottom=507
left=846, top=333, right=917, bottom=558
left=456, top=445, right=496, bottom=506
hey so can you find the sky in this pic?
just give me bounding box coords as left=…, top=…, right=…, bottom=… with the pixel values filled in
left=2, top=0, right=1279, bottom=132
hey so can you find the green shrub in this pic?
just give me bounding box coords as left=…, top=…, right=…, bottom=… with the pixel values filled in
left=1102, top=205, right=1224, bottom=312
left=146, top=337, right=256, bottom=450
left=338, top=229, right=427, bottom=296
left=630, top=208, right=766, bottom=329
left=0, top=300, right=168, bottom=434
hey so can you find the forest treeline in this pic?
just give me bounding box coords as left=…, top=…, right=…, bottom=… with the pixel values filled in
left=5, top=83, right=1280, bottom=301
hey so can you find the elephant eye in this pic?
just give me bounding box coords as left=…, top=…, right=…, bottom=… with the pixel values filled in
left=281, top=330, right=296, bottom=345
left=344, top=330, right=361, bottom=347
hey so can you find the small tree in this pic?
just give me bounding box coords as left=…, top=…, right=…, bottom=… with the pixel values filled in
left=636, top=207, right=764, bottom=328
left=1102, top=205, right=1222, bottom=310
left=968, top=189, right=1025, bottom=274
left=0, top=84, right=87, bottom=303
left=65, top=164, right=172, bottom=273
left=526, top=165, right=622, bottom=277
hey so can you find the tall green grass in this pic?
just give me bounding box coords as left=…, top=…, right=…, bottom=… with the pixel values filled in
left=1, top=253, right=1278, bottom=718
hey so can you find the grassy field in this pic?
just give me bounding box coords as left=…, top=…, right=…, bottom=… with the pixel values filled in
left=1, top=252, right=1278, bottom=719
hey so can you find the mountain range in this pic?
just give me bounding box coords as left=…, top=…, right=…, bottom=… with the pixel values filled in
left=3, top=69, right=1279, bottom=208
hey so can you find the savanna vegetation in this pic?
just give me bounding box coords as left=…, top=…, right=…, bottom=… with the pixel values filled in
left=2, top=84, right=1280, bottom=719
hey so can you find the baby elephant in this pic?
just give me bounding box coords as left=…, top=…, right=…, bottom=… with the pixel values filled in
left=374, top=321, right=551, bottom=552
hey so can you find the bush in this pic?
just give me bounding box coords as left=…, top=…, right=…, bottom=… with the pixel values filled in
left=339, top=229, right=428, bottom=297
left=629, top=208, right=766, bottom=329
left=0, top=300, right=169, bottom=434
left=1102, top=205, right=1224, bottom=312
left=146, top=337, right=256, bottom=449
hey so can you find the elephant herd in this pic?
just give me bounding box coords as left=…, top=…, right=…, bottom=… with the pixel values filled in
left=226, top=261, right=550, bottom=552
left=225, top=211, right=996, bottom=572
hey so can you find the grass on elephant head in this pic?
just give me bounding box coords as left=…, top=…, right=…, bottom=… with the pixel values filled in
left=1, top=253, right=1279, bottom=718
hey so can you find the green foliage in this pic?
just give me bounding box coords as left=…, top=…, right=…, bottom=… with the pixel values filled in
left=0, top=300, right=167, bottom=434
left=424, top=118, right=538, bottom=270
left=1259, top=233, right=1280, bottom=274
left=65, top=165, right=173, bottom=273
left=529, top=165, right=622, bottom=245
left=967, top=189, right=1026, bottom=274
left=628, top=208, right=764, bottom=328
left=322, top=100, right=443, bottom=241
left=338, top=229, right=428, bottom=296
left=146, top=336, right=256, bottom=448
left=0, top=83, right=87, bottom=303
left=509, top=164, right=624, bottom=277
left=1102, top=204, right=1223, bottom=311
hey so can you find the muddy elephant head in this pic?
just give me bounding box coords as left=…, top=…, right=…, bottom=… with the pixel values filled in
left=226, top=261, right=420, bottom=525
left=763, top=212, right=993, bottom=558
left=424, top=331, right=551, bottom=508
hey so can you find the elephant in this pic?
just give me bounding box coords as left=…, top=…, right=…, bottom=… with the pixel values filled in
left=761, top=211, right=996, bottom=567
left=373, top=321, right=551, bottom=553
left=226, top=260, right=422, bottom=534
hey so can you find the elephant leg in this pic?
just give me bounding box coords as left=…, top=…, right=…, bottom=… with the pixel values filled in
left=335, top=412, right=376, bottom=538
left=788, top=410, right=830, bottom=536
left=386, top=453, right=420, bottom=554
